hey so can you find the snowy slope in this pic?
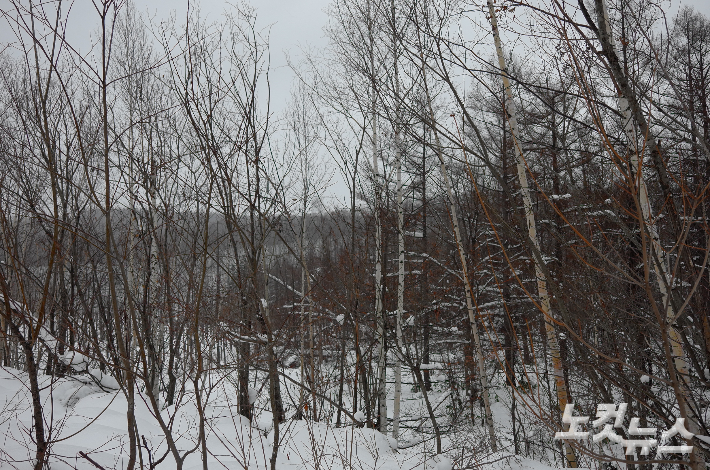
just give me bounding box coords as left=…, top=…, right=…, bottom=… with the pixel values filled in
left=0, top=366, right=572, bottom=470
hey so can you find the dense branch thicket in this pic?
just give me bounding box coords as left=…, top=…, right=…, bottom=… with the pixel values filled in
left=1, top=0, right=709, bottom=469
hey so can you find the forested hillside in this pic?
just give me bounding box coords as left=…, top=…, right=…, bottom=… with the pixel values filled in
left=1, top=0, right=709, bottom=469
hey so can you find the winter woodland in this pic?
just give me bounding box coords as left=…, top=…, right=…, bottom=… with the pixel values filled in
left=1, top=0, right=710, bottom=469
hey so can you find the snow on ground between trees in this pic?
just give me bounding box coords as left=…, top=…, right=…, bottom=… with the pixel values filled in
left=0, top=366, right=573, bottom=470
left=0, top=367, right=397, bottom=470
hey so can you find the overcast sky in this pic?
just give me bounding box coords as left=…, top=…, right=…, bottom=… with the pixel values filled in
left=3, top=0, right=709, bottom=114
left=5, top=0, right=708, bottom=116
left=2, top=0, right=710, bottom=204
left=134, top=0, right=331, bottom=117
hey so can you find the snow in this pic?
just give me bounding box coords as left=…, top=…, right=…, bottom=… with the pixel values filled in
left=434, top=454, right=453, bottom=470
left=335, top=313, right=345, bottom=324
left=483, top=454, right=577, bottom=470
left=640, top=374, right=650, bottom=384
left=283, top=355, right=299, bottom=367
left=587, top=210, right=615, bottom=217
left=256, top=411, right=274, bottom=433
left=0, top=356, right=593, bottom=470
left=274, top=420, right=396, bottom=468
left=88, top=368, right=120, bottom=390
left=0, top=367, right=405, bottom=470
left=59, top=350, right=90, bottom=372
left=248, top=386, right=259, bottom=404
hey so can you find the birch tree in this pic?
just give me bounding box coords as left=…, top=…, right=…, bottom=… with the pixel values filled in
left=419, top=37, right=498, bottom=453
left=390, top=0, right=405, bottom=441
left=591, top=1, right=704, bottom=467
left=364, top=0, right=389, bottom=435
left=487, top=1, right=575, bottom=465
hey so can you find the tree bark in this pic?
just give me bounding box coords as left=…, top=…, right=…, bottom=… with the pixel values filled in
left=421, top=52, right=498, bottom=452
left=487, top=1, right=574, bottom=464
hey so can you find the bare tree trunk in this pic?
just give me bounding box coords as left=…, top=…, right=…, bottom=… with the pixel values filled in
left=298, top=241, right=306, bottom=419
left=148, top=136, right=161, bottom=404
left=340, top=154, right=362, bottom=426
left=263, top=282, right=283, bottom=470
left=593, top=2, right=703, bottom=468
left=98, top=4, right=137, bottom=467
left=412, top=364, right=442, bottom=454
left=487, top=1, right=574, bottom=464
left=193, top=187, right=214, bottom=470
left=307, top=268, right=317, bottom=420
left=0, top=309, right=5, bottom=366
left=391, top=0, right=405, bottom=442
left=421, top=126, right=431, bottom=392
left=297, top=187, right=308, bottom=420
left=393, top=157, right=405, bottom=437
left=0, top=276, right=47, bottom=470
left=299, top=246, right=317, bottom=420
left=392, top=109, right=404, bottom=439
left=367, top=0, right=387, bottom=434
left=421, top=55, right=498, bottom=453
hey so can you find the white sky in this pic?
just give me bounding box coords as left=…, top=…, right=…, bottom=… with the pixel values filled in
left=139, top=0, right=331, bottom=117
left=6, top=0, right=707, bottom=115
left=0, top=0, right=328, bottom=113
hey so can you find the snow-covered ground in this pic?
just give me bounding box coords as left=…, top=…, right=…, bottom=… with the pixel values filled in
left=0, top=365, right=572, bottom=470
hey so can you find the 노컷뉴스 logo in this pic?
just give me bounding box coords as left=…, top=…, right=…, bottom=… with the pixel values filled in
left=554, top=403, right=697, bottom=457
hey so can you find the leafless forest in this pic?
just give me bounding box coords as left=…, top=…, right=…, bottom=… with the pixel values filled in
left=1, top=0, right=710, bottom=469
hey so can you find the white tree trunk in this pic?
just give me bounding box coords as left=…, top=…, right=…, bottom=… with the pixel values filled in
left=368, top=0, right=387, bottom=435
left=392, top=0, right=404, bottom=442
left=596, top=3, right=702, bottom=468
left=299, top=215, right=307, bottom=417
left=421, top=55, right=498, bottom=452
left=127, top=111, right=139, bottom=356
left=599, top=0, right=687, bottom=383
left=149, top=150, right=161, bottom=404
left=487, top=1, right=573, bottom=464
left=392, top=82, right=404, bottom=442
